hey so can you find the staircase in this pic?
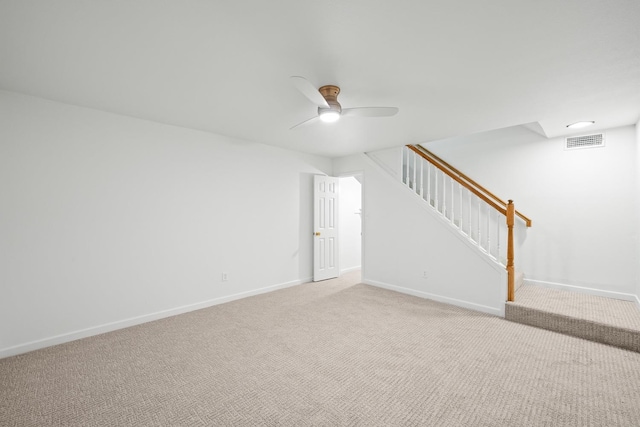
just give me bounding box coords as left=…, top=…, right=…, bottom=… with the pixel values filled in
left=506, top=285, right=640, bottom=352
left=400, top=145, right=531, bottom=299
left=396, top=145, right=640, bottom=352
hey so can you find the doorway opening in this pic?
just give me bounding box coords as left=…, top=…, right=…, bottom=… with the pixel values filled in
left=338, top=174, right=362, bottom=278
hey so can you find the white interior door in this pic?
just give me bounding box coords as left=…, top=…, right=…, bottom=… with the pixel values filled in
left=313, top=175, right=339, bottom=281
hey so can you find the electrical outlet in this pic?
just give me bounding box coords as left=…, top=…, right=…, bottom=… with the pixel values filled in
left=422, top=270, right=428, bottom=279
left=221, top=272, right=229, bottom=282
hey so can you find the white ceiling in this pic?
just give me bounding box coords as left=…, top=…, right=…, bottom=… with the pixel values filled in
left=1, top=1, right=639, bottom=158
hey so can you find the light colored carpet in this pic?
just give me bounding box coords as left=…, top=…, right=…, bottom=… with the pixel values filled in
left=506, top=284, right=640, bottom=353
left=512, top=285, right=640, bottom=330
left=2, top=272, right=640, bottom=426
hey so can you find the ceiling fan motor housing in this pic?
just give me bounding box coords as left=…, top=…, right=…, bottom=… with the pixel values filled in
left=318, top=85, right=342, bottom=113
left=288, top=76, right=399, bottom=129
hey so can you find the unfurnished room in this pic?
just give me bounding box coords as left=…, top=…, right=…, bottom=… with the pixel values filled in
left=1, top=1, right=640, bottom=426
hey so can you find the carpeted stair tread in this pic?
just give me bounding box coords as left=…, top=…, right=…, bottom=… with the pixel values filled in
left=506, top=285, right=640, bottom=353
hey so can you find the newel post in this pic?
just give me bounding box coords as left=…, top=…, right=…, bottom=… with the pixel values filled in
left=506, top=200, right=515, bottom=302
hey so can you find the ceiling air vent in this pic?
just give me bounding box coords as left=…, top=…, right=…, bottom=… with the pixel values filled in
left=565, top=133, right=605, bottom=150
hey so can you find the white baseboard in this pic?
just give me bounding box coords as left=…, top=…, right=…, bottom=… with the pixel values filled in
left=635, top=294, right=640, bottom=311
left=363, top=278, right=503, bottom=317
left=0, top=277, right=309, bottom=360
left=524, top=279, right=638, bottom=303
left=340, top=266, right=361, bottom=275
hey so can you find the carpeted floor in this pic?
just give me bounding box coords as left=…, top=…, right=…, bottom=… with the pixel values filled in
left=2, top=271, right=640, bottom=426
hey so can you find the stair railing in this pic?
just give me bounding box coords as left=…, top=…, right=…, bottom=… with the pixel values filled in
left=402, top=145, right=532, bottom=301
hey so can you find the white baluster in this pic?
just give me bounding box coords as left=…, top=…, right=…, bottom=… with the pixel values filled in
left=419, top=158, right=424, bottom=198
left=458, top=183, right=463, bottom=231
left=486, top=204, right=491, bottom=256
left=442, top=174, right=447, bottom=218
left=450, top=178, right=455, bottom=225
left=407, top=151, right=416, bottom=189
left=426, top=162, right=431, bottom=205
left=410, top=150, right=415, bottom=189
left=477, top=197, right=481, bottom=247
left=467, top=189, right=472, bottom=240
left=497, top=214, right=501, bottom=264
left=412, top=150, right=417, bottom=190
left=446, top=174, right=449, bottom=215
left=408, top=150, right=413, bottom=189
left=434, top=168, right=439, bottom=212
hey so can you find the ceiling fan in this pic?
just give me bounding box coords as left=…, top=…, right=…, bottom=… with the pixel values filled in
left=289, top=76, right=399, bottom=129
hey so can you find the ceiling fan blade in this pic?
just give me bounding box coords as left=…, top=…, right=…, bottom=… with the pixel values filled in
left=290, top=115, right=320, bottom=130
left=290, top=76, right=329, bottom=108
left=341, top=107, right=399, bottom=117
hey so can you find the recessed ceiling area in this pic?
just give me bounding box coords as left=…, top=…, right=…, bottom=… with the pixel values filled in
left=1, top=1, right=639, bottom=158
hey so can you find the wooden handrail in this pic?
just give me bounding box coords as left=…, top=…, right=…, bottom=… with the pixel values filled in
left=406, top=145, right=507, bottom=216
left=408, top=145, right=532, bottom=227
left=414, top=146, right=509, bottom=207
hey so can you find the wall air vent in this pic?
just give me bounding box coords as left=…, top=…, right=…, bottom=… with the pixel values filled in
left=565, top=133, right=605, bottom=150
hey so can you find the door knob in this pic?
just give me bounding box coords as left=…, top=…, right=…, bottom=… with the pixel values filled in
left=314, top=232, right=321, bottom=236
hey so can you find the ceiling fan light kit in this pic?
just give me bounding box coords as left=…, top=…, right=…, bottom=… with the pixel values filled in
left=290, top=76, right=398, bottom=129
left=319, top=109, right=341, bottom=123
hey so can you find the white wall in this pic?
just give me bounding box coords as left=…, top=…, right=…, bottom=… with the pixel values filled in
left=367, top=147, right=402, bottom=180
left=335, top=154, right=507, bottom=316
left=426, top=124, right=639, bottom=300
left=338, top=176, right=361, bottom=274
left=636, top=119, right=640, bottom=307
left=0, top=90, right=332, bottom=358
